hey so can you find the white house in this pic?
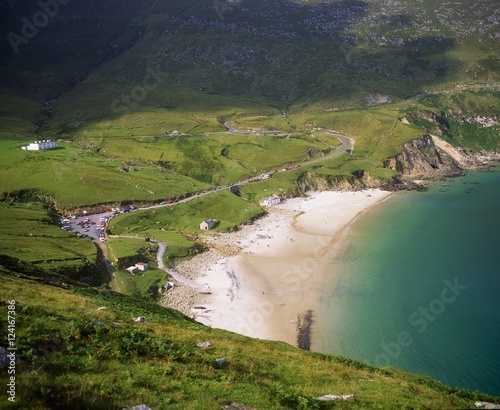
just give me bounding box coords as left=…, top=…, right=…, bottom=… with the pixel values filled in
left=135, top=262, right=149, bottom=271
left=21, top=140, right=57, bottom=151
left=200, top=219, right=216, bottom=230
left=261, top=195, right=281, bottom=206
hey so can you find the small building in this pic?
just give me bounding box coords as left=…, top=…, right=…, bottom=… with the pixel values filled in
left=21, top=140, right=57, bottom=151
left=261, top=195, right=281, bottom=206
left=126, top=266, right=139, bottom=274
left=200, top=218, right=216, bottom=230
left=135, top=262, right=149, bottom=271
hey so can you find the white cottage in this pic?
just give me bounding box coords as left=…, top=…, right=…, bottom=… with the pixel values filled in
left=21, top=140, right=58, bottom=151
left=135, top=262, right=149, bottom=271
left=261, top=195, right=281, bottom=206
left=200, top=219, right=216, bottom=230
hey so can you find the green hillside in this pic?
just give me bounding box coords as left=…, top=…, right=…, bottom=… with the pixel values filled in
left=1, top=274, right=498, bottom=409
left=1, top=0, right=499, bottom=210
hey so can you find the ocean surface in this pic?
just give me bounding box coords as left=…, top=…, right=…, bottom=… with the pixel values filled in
left=313, top=167, right=500, bottom=396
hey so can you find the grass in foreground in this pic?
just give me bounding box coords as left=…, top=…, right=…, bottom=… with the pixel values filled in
left=0, top=274, right=498, bottom=409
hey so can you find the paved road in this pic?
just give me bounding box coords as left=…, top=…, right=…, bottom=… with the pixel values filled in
left=126, top=130, right=351, bottom=211
left=154, top=240, right=205, bottom=289
left=108, top=235, right=205, bottom=289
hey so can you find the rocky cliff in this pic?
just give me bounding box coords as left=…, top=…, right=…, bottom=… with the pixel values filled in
left=383, top=134, right=487, bottom=179
left=290, top=133, right=497, bottom=197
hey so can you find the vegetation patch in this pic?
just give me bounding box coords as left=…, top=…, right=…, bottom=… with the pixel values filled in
left=108, top=191, right=265, bottom=236
left=0, top=202, right=104, bottom=286
left=0, top=275, right=497, bottom=409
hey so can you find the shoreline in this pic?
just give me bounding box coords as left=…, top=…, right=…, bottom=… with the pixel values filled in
left=160, top=189, right=394, bottom=347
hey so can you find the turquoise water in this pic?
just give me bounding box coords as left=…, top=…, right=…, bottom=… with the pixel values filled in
left=314, top=167, right=500, bottom=396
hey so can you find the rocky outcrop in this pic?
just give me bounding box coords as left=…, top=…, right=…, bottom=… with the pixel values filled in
left=383, top=135, right=482, bottom=178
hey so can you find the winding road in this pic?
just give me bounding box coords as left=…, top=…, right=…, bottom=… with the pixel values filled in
left=99, top=127, right=352, bottom=285
left=107, top=235, right=205, bottom=289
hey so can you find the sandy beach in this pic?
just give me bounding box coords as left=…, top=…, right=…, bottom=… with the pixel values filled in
left=161, top=189, right=394, bottom=348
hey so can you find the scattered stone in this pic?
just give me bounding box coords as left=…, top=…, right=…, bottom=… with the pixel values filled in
left=316, top=394, right=355, bottom=401
left=215, top=357, right=227, bottom=367
left=93, top=321, right=105, bottom=326
left=193, top=306, right=207, bottom=310
left=222, top=403, right=255, bottom=410
left=133, top=316, right=147, bottom=323
left=476, top=402, right=500, bottom=409
left=97, top=306, right=107, bottom=310
left=122, top=405, right=152, bottom=410
left=196, top=341, right=212, bottom=349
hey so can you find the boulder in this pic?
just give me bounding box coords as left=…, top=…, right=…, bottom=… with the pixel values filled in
left=133, top=316, right=147, bottom=323
left=222, top=403, right=255, bottom=410
left=122, top=405, right=152, bottom=410
left=316, top=394, right=355, bottom=401
left=196, top=341, right=213, bottom=349
left=476, top=402, right=500, bottom=409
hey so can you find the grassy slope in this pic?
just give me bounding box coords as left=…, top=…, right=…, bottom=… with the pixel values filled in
left=0, top=138, right=211, bottom=209
left=1, top=274, right=498, bottom=410
left=0, top=202, right=104, bottom=285
left=108, top=191, right=265, bottom=236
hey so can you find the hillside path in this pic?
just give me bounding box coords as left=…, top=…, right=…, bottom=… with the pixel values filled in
left=107, top=235, right=205, bottom=289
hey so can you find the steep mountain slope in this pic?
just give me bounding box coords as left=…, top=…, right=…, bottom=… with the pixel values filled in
left=1, top=0, right=498, bottom=134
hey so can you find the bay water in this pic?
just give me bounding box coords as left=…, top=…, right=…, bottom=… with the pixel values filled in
left=313, top=167, right=500, bottom=396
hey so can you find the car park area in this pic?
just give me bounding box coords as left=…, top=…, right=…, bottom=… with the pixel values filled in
left=60, top=211, right=116, bottom=242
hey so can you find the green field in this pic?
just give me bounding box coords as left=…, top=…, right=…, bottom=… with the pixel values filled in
left=0, top=138, right=212, bottom=210
left=0, top=202, right=103, bottom=285
left=109, top=191, right=265, bottom=236
left=113, top=268, right=167, bottom=300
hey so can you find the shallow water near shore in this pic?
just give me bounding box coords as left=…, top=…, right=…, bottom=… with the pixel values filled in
left=313, top=167, right=500, bottom=396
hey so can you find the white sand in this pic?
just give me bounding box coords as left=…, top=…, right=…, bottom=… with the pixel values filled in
left=179, top=189, right=394, bottom=346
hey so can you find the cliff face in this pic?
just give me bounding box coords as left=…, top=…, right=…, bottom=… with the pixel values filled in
left=291, top=130, right=498, bottom=196
left=383, top=135, right=482, bottom=178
